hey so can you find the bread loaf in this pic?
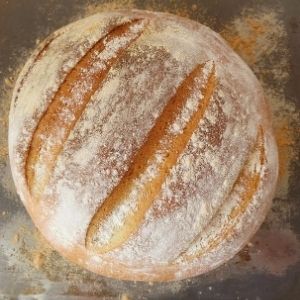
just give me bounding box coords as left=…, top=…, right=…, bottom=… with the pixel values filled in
left=9, top=10, right=278, bottom=281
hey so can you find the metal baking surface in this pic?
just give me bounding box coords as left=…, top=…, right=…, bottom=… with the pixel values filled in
left=0, top=0, right=299, bottom=299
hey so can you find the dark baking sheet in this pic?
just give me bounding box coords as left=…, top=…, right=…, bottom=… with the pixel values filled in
left=0, top=0, right=299, bottom=299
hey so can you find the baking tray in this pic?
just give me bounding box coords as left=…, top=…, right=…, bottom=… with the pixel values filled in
left=0, top=0, right=299, bottom=299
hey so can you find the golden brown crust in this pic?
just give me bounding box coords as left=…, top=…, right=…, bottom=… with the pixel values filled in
left=86, top=62, right=216, bottom=254
left=9, top=10, right=278, bottom=281
left=180, top=126, right=266, bottom=261
left=26, top=19, right=146, bottom=199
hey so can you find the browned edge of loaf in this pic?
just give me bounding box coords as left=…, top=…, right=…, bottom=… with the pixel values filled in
left=85, top=62, right=217, bottom=254
left=24, top=18, right=146, bottom=199
left=177, top=125, right=266, bottom=262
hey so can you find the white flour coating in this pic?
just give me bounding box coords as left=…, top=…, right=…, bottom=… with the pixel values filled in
left=48, top=181, right=92, bottom=247
left=174, top=128, right=278, bottom=278
left=107, top=89, right=253, bottom=263
left=90, top=20, right=147, bottom=71
left=183, top=131, right=265, bottom=257
left=92, top=61, right=214, bottom=247
left=30, top=19, right=147, bottom=198
left=169, top=61, right=214, bottom=136
left=93, top=159, right=159, bottom=246
left=9, top=11, right=135, bottom=203
left=9, top=10, right=278, bottom=280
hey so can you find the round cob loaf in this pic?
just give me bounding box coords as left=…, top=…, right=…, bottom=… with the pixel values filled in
left=9, top=9, right=278, bottom=281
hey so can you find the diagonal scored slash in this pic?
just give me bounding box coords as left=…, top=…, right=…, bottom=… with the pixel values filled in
left=86, top=61, right=217, bottom=254
left=25, top=19, right=148, bottom=199
left=177, top=125, right=266, bottom=262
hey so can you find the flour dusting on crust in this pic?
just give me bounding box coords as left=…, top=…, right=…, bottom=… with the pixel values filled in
left=9, top=10, right=278, bottom=281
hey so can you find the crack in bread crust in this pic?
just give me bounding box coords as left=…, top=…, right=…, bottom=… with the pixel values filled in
left=25, top=19, right=147, bottom=199
left=178, top=126, right=266, bottom=261
left=86, top=61, right=216, bottom=254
